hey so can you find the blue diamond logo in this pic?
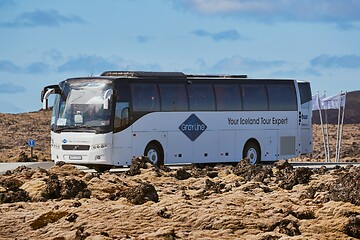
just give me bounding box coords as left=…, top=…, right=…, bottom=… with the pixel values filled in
left=179, top=114, right=207, bottom=141
left=62, top=139, right=68, bottom=144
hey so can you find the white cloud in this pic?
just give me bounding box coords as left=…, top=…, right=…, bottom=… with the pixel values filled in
left=212, top=56, right=285, bottom=73
left=311, top=54, right=360, bottom=69
left=174, top=0, right=360, bottom=24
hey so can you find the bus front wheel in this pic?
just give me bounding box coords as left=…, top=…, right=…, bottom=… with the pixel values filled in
left=144, top=143, right=163, bottom=167
left=243, top=141, right=261, bottom=165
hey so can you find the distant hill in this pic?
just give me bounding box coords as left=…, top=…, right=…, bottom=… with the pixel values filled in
left=312, top=90, right=360, bottom=124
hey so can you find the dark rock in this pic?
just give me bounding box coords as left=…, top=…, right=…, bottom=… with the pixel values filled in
left=0, top=178, right=30, bottom=203
left=269, top=219, right=301, bottom=236
left=60, top=178, right=90, bottom=199
left=260, top=235, right=281, bottom=240
left=300, top=167, right=360, bottom=207
left=75, top=226, right=90, bottom=240
left=174, top=168, right=191, bottom=180
left=65, top=213, right=78, bottom=222
left=277, top=167, right=313, bottom=190
left=157, top=207, right=171, bottom=219
left=72, top=201, right=82, bottom=208
left=312, top=166, right=328, bottom=175
left=274, top=160, right=293, bottom=170
left=181, top=190, right=191, bottom=200
left=44, top=174, right=61, bottom=199
left=0, top=188, right=30, bottom=203
left=289, top=209, right=315, bottom=220
left=160, top=165, right=172, bottom=172
left=121, top=183, right=159, bottom=205
left=2, top=178, right=23, bottom=191
left=300, top=186, right=317, bottom=200
left=326, top=167, right=360, bottom=206
left=232, top=158, right=273, bottom=183
left=55, top=161, right=66, bottom=167
left=207, top=171, right=218, bottom=178
left=43, top=174, right=91, bottom=200
left=126, top=156, right=154, bottom=176
left=205, top=179, right=225, bottom=193
left=343, top=215, right=360, bottom=238
left=100, top=231, right=110, bottom=237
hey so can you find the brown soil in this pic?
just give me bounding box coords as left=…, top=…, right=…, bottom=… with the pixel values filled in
left=0, top=158, right=359, bottom=239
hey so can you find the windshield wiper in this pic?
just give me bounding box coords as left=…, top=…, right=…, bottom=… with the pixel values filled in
left=55, top=125, right=96, bottom=133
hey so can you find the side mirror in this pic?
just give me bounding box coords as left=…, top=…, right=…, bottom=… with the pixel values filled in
left=103, top=89, right=113, bottom=110
left=42, top=88, right=55, bottom=110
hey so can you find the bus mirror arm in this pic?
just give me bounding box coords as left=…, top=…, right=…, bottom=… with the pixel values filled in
left=42, top=88, right=55, bottom=110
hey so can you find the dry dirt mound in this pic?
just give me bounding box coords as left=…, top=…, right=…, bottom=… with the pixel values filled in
left=0, top=110, right=51, bottom=162
left=1, top=158, right=359, bottom=239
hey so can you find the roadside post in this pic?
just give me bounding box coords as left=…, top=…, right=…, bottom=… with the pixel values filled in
left=27, top=139, right=36, bottom=159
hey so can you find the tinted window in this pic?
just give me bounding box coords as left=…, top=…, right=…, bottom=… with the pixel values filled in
left=159, top=84, right=188, bottom=111
left=131, top=83, right=160, bottom=111
left=188, top=84, right=215, bottom=111
left=298, top=82, right=312, bottom=104
left=215, top=84, right=242, bottom=110
left=241, top=84, right=268, bottom=111
left=114, top=83, right=130, bottom=131
left=267, top=83, right=297, bottom=111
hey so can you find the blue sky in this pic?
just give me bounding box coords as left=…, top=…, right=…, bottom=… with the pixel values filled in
left=0, top=0, right=360, bottom=113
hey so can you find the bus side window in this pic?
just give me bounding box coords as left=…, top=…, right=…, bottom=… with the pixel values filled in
left=214, top=84, right=242, bottom=111
left=131, top=84, right=160, bottom=112
left=159, top=84, right=188, bottom=111
left=242, top=84, right=268, bottom=111
left=267, top=83, right=297, bottom=111
left=114, top=102, right=129, bottom=130
left=114, top=83, right=131, bottom=131
left=188, top=84, right=215, bottom=111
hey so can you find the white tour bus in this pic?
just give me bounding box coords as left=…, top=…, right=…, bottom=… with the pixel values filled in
left=41, top=71, right=312, bottom=171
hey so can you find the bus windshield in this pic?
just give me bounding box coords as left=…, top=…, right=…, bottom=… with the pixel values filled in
left=54, top=79, right=113, bottom=133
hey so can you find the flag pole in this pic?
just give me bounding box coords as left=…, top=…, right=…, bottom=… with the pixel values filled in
left=335, top=91, right=342, bottom=162
left=317, top=91, right=327, bottom=162
left=324, top=91, right=330, bottom=162
left=337, top=92, right=346, bottom=162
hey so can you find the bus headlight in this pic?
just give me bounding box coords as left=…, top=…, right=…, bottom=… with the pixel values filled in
left=91, top=144, right=108, bottom=150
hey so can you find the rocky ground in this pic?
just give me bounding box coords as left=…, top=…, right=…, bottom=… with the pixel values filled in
left=0, top=157, right=360, bottom=239
left=0, top=110, right=359, bottom=239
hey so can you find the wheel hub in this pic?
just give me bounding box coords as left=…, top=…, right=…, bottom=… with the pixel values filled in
left=247, top=148, right=258, bottom=164
left=147, top=149, right=158, bottom=164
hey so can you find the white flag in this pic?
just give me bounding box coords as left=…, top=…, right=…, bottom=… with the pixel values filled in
left=321, top=93, right=346, bottom=110
left=312, top=93, right=325, bottom=110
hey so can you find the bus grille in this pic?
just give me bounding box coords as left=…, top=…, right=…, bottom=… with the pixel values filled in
left=62, top=145, right=90, bottom=151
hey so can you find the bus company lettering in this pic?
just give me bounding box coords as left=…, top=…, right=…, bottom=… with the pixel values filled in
left=180, top=122, right=206, bottom=131
left=180, top=114, right=207, bottom=141
left=228, top=117, right=288, bottom=126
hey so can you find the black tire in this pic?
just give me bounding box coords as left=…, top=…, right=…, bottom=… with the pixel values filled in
left=243, top=141, right=261, bottom=165
left=144, top=143, right=164, bottom=167
left=93, top=165, right=112, bottom=173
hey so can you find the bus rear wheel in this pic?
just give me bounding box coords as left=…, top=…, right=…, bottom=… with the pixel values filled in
left=144, top=143, right=163, bottom=167
left=243, top=141, right=261, bottom=165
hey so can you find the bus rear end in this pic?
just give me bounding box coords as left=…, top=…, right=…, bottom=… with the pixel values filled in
left=298, top=81, right=313, bottom=155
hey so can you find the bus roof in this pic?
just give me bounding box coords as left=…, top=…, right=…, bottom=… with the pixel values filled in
left=101, top=71, right=247, bottom=79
